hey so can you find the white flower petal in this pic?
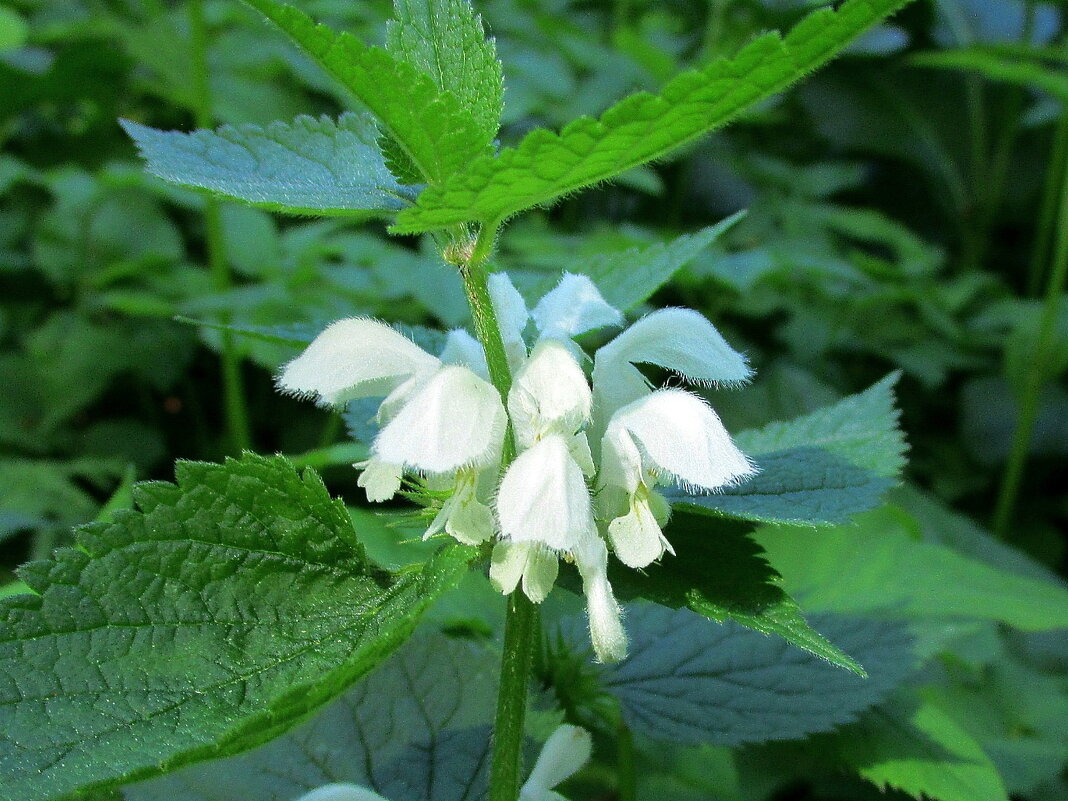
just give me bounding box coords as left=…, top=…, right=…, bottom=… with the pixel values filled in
left=374, top=366, right=506, bottom=474
left=607, top=491, right=671, bottom=568
left=522, top=724, right=593, bottom=797
left=277, top=318, right=440, bottom=407
left=508, top=339, right=592, bottom=447
left=532, top=273, right=622, bottom=340
left=568, top=432, right=596, bottom=477
left=294, top=784, right=393, bottom=801
left=522, top=546, right=559, bottom=603
left=572, top=535, right=627, bottom=663
left=593, top=308, right=751, bottom=417
left=489, top=541, right=526, bottom=595
left=425, top=469, right=495, bottom=545
left=602, top=389, right=755, bottom=493
left=496, top=435, right=595, bottom=552
left=355, top=458, right=403, bottom=503
left=439, top=329, right=489, bottom=379
left=488, top=272, right=530, bottom=370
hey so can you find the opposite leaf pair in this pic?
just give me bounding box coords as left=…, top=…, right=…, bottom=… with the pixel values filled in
left=278, top=272, right=756, bottom=661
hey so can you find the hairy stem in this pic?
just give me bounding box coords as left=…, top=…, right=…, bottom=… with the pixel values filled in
left=992, top=111, right=1068, bottom=537
left=189, top=0, right=252, bottom=453
left=454, top=224, right=535, bottom=801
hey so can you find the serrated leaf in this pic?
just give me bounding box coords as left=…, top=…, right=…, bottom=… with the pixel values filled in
left=515, top=213, right=744, bottom=312
left=598, top=603, right=914, bottom=746
left=674, top=374, right=904, bottom=525
left=241, top=0, right=492, bottom=184
left=121, top=115, right=414, bottom=217
left=735, top=372, right=906, bottom=478
left=385, top=0, right=502, bottom=145
left=607, top=513, right=865, bottom=674
left=675, top=446, right=895, bottom=526
left=0, top=454, right=471, bottom=801
left=124, top=632, right=498, bottom=801
left=756, top=504, right=1068, bottom=631
left=393, top=0, right=914, bottom=232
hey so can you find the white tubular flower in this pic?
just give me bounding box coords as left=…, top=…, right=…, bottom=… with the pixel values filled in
left=489, top=540, right=559, bottom=603
left=592, top=307, right=753, bottom=425
left=374, top=365, right=506, bottom=475
left=532, top=273, right=623, bottom=341
left=599, top=389, right=756, bottom=568
left=520, top=724, right=593, bottom=801
left=508, top=339, right=592, bottom=448
left=488, top=271, right=530, bottom=371
left=277, top=318, right=440, bottom=407
left=497, top=434, right=596, bottom=553
left=293, top=784, right=393, bottom=801
left=572, top=535, right=627, bottom=663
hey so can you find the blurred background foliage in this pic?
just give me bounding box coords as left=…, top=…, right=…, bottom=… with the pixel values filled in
left=0, top=0, right=1066, bottom=798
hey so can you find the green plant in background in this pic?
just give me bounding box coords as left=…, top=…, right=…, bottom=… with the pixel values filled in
left=1, top=1, right=1067, bottom=801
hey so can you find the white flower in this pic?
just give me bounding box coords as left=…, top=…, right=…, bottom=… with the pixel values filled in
left=292, top=785, right=392, bottom=801
left=279, top=319, right=505, bottom=546
left=598, top=389, right=755, bottom=568
left=277, top=318, right=440, bottom=407
left=531, top=272, right=622, bottom=342
left=520, top=724, right=593, bottom=801
left=571, top=534, right=627, bottom=663
left=591, top=307, right=753, bottom=436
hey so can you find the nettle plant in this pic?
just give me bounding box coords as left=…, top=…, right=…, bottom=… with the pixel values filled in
left=2, top=1, right=969, bottom=800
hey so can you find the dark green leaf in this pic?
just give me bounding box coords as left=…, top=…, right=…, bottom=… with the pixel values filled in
left=0, top=454, right=470, bottom=801
left=609, top=513, right=865, bottom=674
left=600, top=604, right=914, bottom=745
left=241, top=0, right=493, bottom=184
left=394, top=0, right=915, bottom=231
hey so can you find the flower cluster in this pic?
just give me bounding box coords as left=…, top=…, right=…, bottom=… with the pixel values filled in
left=278, top=273, right=755, bottom=662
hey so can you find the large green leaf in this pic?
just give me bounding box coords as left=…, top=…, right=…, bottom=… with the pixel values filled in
left=122, top=115, right=414, bottom=217
left=0, top=454, right=470, bottom=801
left=609, top=513, right=865, bottom=675
left=812, top=694, right=1010, bottom=801
left=125, top=632, right=497, bottom=801
left=385, top=0, right=502, bottom=146
left=601, top=604, right=915, bottom=746
left=241, top=0, right=492, bottom=184
left=756, top=504, right=1068, bottom=631
left=393, top=0, right=914, bottom=232
left=675, top=374, right=904, bottom=525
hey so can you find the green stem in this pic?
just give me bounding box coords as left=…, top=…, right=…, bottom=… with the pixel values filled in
left=617, top=716, right=637, bottom=801
left=992, top=110, right=1068, bottom=538
left=189, top=0, right=252, bottom=453
left=452, top=223, right=536, bottom=801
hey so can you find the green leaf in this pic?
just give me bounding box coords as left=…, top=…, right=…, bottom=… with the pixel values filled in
left=675, top=446, right=894, bottom=526
left=173, top=315, right=316, bottom=349
left=121, top=115, right=413, bottom=217
left=385, top=0, right=503, bottom=146
left=911, top=46, right=1068, bottom=102
left=393, top=0, right=914, bottom=232
left=0, top=454, right=470, bottom=801
left=240, top=0, right=493, bottom=184
left=123, top=631, right=498, bottom=801
left=832, top=695, right=1010, bottom=801
left=735, top=372, right=906, bottom=478
left=675, top=374, right=905, bottom=525
left=600, top=604, right=914, bottom=745
left=609, top=513, right=865, bottom=675
left=514, top=213, right=744, bottom=312
left=756, top=504, right=1068, bottom=631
